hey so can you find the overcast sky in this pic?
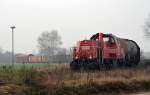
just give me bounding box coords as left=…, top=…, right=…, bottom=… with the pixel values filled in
left=0, top=0, right=150, bottom=53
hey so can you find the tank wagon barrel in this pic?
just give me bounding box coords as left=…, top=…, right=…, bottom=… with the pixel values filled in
left=70, top=33, right=140, bottom=70
left=119, top=39, right=140, bottom=66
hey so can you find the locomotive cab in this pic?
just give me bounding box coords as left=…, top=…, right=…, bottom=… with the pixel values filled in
left=70, top=40, right=99, bottom=69
left=73, top=40, right=97, bottom=61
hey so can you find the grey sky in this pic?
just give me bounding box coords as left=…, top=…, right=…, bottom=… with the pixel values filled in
left=0, top=0, right=150, bottom=53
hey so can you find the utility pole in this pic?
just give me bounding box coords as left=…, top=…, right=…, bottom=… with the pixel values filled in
left=10, top=26, right=15, bottom=67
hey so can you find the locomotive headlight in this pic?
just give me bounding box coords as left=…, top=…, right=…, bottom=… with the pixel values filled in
left=89, top=55, right=92, bottom=59
left=75, top=56, right=78, bottom=59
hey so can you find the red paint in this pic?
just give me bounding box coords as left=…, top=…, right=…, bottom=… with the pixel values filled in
left=73, top=33, right=125, bottom=61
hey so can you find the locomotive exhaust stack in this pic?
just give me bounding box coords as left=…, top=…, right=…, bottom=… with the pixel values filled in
left=70, top=33, right=140, bottom=70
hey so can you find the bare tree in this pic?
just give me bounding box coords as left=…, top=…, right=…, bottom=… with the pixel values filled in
left=144, top=14, right=150, bottom=39
left=37, top=30, right=62, bottom=56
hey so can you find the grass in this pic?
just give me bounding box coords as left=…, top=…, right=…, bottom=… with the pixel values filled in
left=0, top=63, right=50, bottom=69
left=0, top=63, right=150, bottom=95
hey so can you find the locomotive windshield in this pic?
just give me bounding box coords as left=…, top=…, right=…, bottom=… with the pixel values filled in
left=103, top=37, right=115, bottom=44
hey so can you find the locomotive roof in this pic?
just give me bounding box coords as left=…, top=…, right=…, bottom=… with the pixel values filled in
left=90, top=33, right=113, bottom=40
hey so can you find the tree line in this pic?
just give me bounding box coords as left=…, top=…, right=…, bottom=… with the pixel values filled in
left=0, top=30, right=71, bottom=63
left=0, top=47, right=12, bottom=63
left=0, top=14, right=150, bottom=63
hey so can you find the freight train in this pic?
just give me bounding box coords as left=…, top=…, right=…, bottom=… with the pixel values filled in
left=70, top=33, right=140, bottom=70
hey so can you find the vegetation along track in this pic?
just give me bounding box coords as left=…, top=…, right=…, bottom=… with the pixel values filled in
left=0, top=62, right=150, bottom=95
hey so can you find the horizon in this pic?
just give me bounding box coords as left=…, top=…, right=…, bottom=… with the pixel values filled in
left=0, top=0, right=150, bottom=53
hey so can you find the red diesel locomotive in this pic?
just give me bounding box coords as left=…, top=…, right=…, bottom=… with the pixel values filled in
left=70, top=33, right=140, bottom=69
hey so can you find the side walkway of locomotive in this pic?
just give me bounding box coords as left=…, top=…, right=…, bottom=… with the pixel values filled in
left=70, top=33, right=140, bottom=70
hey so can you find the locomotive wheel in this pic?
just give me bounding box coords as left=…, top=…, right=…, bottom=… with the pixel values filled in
left=87, top=62, right=99, bottom=70
left=112, top=59, right=118, bottom=68
left=124, top=54, right=132, bottom=67
left=104, top=63, right=111, bottom=70
left=116, top=59, right=124, bottom=67
left=70, top=61, right=80, bottom=70
left=80, top=62, right=88, bottom=70
left=133, top=56, right=139, bottom=66
left=103, top=59, right=113, bottom=70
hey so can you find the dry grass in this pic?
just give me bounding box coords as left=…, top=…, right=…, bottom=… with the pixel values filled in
left=39, top=64, right=150, bottom=85
left=0, top=63, right=150, bottom=95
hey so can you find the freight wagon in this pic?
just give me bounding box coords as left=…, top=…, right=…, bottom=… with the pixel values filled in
left=16, top=54, right=72, bottom=64
left=16, top=54, right=48, bottom=63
